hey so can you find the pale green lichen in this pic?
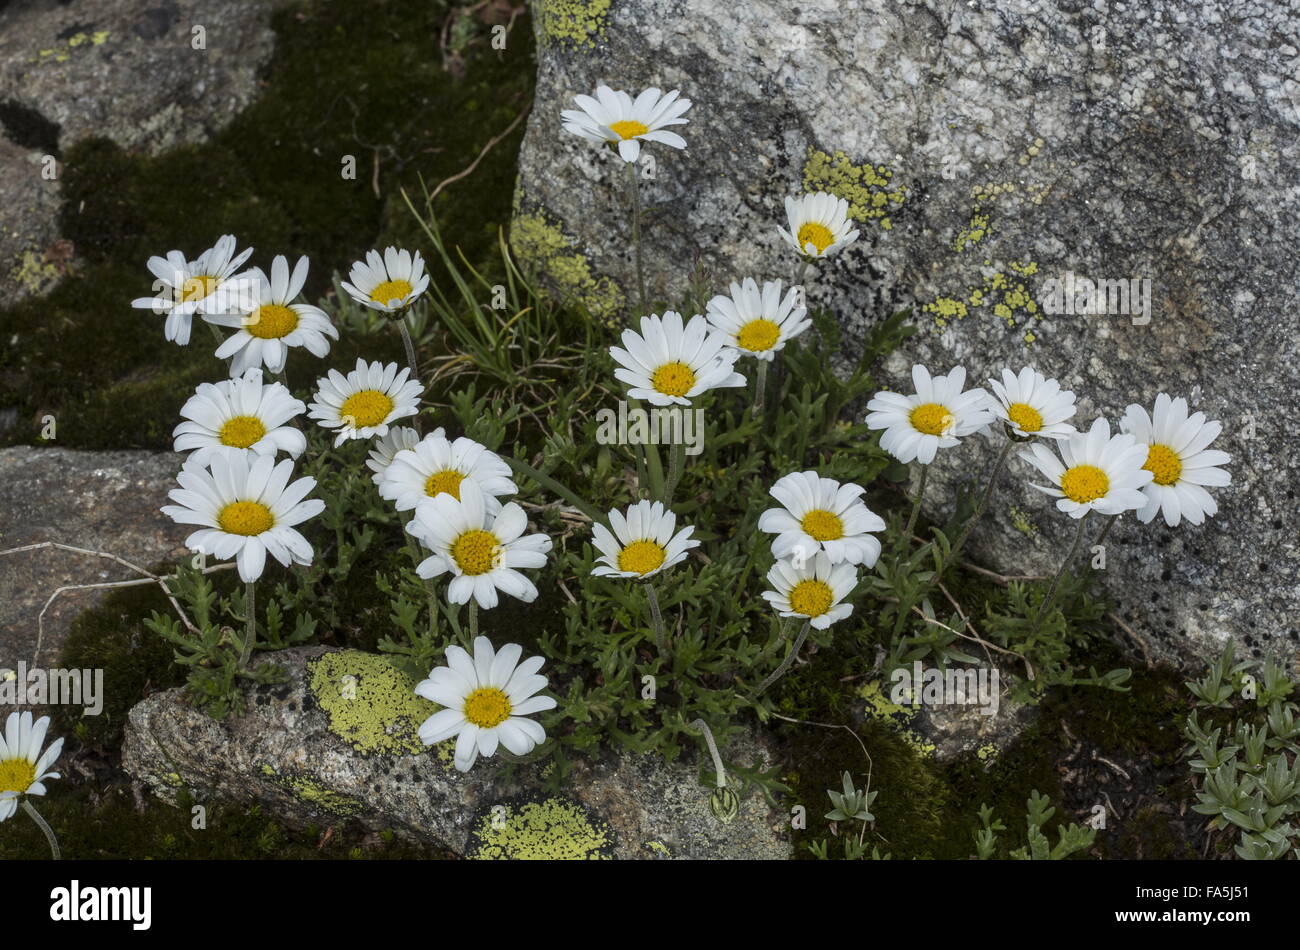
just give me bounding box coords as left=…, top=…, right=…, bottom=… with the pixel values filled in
left=857, top=681, right=936, bottom=759
left=534, top=0, right=612, bottom=48
left=283, top=776, right=365, bottom=818
left=468, top=798, right=614, bottom=860
left=308, top=650, right=435, bottom=756
left=511, top=208, right=625, bottom=325
left=11, top=250, right=62, bottom=295
left=924, top=259, right=1040, bottom=333
left=801, top=148, right=907, bottom=230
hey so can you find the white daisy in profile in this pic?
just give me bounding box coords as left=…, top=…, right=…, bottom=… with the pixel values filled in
left=1120, top=394, right=1232, bottom=526
left=209, top=254, right=339, bottom=377
left=591, top=500, right=700, bottom=580
left=0, top=712, right=64, bottom=823
left=865, top=364, right=996, bottom=464
left=1019, top=417, right=1154, bottom=520
left=761, top=552, right=857, bottom=630
left=172, top=369, right=306, bottom=467
left=705, top=277, right=812, bottom=362
left=987, top=367, right=1077, bottom=441
left=407, top=481, right=552, bottom=609
left=365, top=425, right=424, bottom=486
left=308, top=358, right=423, bottom=447
left=561, top=85, right=691, bottom=163
left=130, top=234, right=254, bottom=345
left=415, top=637, right=556, bottom=773
left=758, top=472, right=886, bottom=568
left=609, top=311, right=745, bottom=407
left=379, top=431, right=517, bottom=513
left=777, top=192, right=859, bottom=259
left=161, top=452, right=325, bottom=582
left=339, top=247, right=430, bottom=313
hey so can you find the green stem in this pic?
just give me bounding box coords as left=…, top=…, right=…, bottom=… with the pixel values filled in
left=240, top=580, right=257, bottom=670
left=1092, top=513, right=1120, bottom=557
left=22, top=799, right=60, bottom=860
left=663, top=440, right=684, bottom=504
left=396, top=318, right=422, bottom=434
left=751, top=360, right=768, bottom=419
left=945, top=439, right=1016, bottom=569
left=1031, top=512, right=1091, bottom=634
left=627, top=160, right=646, bottom=316
left=646, top=582, right=667, bottom=655
left=754, top=619, right=812, bottom=696
left=904, top=465, right=929, bottom=541
left=468, top=601, right=479, bottom=641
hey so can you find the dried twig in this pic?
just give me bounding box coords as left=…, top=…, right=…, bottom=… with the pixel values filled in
left=425, top=106, right=530, bottom=205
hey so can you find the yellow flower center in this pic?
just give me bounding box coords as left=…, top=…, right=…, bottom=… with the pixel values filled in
left=736, top=318, right=781, bottom=352
left=1143, top=443, right=1182, bottom=486
left=217, top=500, right=274, bottom=536
left=796, top=222, right=835, bottom=254
left=181, top=274, right=218, bottom=302
left=463, top=687, right=513, bottom=729
left=424, top=469, right=465, bottom=500
left=450, top=529, right=499, bottom=576
left=617, top=539, right=667, bottom=575
left=1060, top=464, right=1110, bottom=504
left=788, top=579, right=834, bottom=617
left=608, top=119, right=649, bottom=140
left=339, top=390, right=395, bottom=428
left=800, top=509, right=843, bottom=542
left=246, top=303, right=299, bottom=339
left=218, top=414, right=267, bottom=448
left=651, top=361, right=696, bottom=398
left=910, top=402, right=954, bottom=436
left=1006, top=402, right=1043, bottom=433
left=0, top=757, right=36, bottom=793
left=369, top=279, right=413, bottom=305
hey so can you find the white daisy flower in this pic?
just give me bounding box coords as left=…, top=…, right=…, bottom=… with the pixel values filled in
left=777, top=192, right=860, bottom=259
left=1120, top=393, right=1232, bottom=526
left=864, top=364, right=996, bottom=464
left=308, top=358, right=423, bottom=447
left=161, top=452, right=326, bottom=582
left=172, top=369, right=307, bottom=467
left=561, top=85, right=691, bottom=163
left=609, top=310, right=745, bottom=407
left=0, top=712, right=64, bottom=823
left=407, top=480, right=552, bottom=609
left=130, top=234, right=254, bottom=345
left=705, top=277, right=812, bottom=362
left=365, top=425, right=424, bottom=486
left=761, top=551, right=857, bottom=630
left=1019, top=417, right=1154, bottom=520
left=757, top=471, right=887, bottom=568
left=339, top=247, right=430, bottom=313
left=379, top=431, right=517, bottom=514
left=209, top=254, right=339, bottom=377
left=987, top=367, right=1078, bottom=441
left=414, top=637, right=556, bottom=773
left=590, top=500, right=700, bottom=580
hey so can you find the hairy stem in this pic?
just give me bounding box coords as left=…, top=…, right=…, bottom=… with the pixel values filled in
left=627, top=161, right=647, bottom=316
left=468, top=601, right=479, bottom=641
left=904, top=464, right=929, bottom=541
left=240, top=580, right=257, bottom=670
left=22, top=799, right=60, bottom=860
left=1032, top=512, right=1091, bottom=634
left=646, top=582, right=667, bottom=655
left=754, top=619, right=812, bottom=696
left=690, top=719, right=728, bottom=789
left=751, top=360, right=768, bottom=419
left=945, top=439, right=1016, bottom=569
left=663, top=440, right=684, bottom=504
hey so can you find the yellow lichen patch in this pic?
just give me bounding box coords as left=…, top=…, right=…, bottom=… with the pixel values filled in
left=11, top=250, right=63, bottom=295
left=281, top=775, right=365, bottom=818
left=534, top=0, right=612, bottom=48
left=510, top=209, right=624, bottom=326
left=857, top=680, right=936, bottom=759
left=953, top=207, right=991, bottom=252
left=801, top=148, right=907, bottom=230
left=925, top=260, right=1040, bottom=333
left=308, top=650, right=436, bottom=756
left=468, top=798, right=614, bottom=860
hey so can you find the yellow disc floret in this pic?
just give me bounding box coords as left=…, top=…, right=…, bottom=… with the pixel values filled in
left=651, top=361, right=696, bottom=398
left=218, top=414, right=267, bottom=448
left=339, top=390, right=395, bottom=428
left=796, top=222, right=835, bottom=254
left=369, top=279, right=413, bottom=305
left=800, top=509, right=844, bottom=542
left=608, top=119, right=649, bottom=140
left=1143, top=444, right=1182, bottom=486
left=218, top=500, right=274, bottom=536
left=463, top=687, right=512, bottom=728
left=451, top=529, right=499, bottom=576
left=736, top=318, right=781, bottom=352
left=788, top=579, right=834, bottom=617
left=0, top=757, right=36, bottom=793
left=1006, top=402, right=1043, bottom=433
left=425, top=469, right=465, bottom=500
left=1060, top=464, right=1110, bottom=504
left=617, top=539, right=667, bottom=575
left=246, top=303, right=299, bottom=339
left=910, top=402, right=954, bottom=436
left=181, top=275, right=218, bottom=302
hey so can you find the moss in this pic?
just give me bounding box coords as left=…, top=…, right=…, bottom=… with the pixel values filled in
left=510, top=208, right=625, bottom=325
left=308, top=650, right=435, bottom=756
left=467, top=797, right=615, bottom=860
left=801, top=148, right=907, bottom=230
left=534, top=0, right=613, bottom=48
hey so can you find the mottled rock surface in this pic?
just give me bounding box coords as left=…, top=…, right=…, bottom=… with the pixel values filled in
left=515, top=0, right=1300, bottom=666
left=123, top=646, right=794, bottom=859
left=0, top=0, right=281, bottom=307
left=0, top=447, right=186, bottom=673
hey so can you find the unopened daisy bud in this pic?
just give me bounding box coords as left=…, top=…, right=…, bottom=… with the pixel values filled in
left=1120, top=393, right=1231, bottom=526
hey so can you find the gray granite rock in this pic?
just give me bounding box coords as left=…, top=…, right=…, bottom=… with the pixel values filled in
left=514, top=0, right=1300, bottom=667
left=123, top=646, right=794, bottom=859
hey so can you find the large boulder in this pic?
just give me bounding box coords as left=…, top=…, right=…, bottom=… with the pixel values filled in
left=513, top=0, right=1300, bottom=666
